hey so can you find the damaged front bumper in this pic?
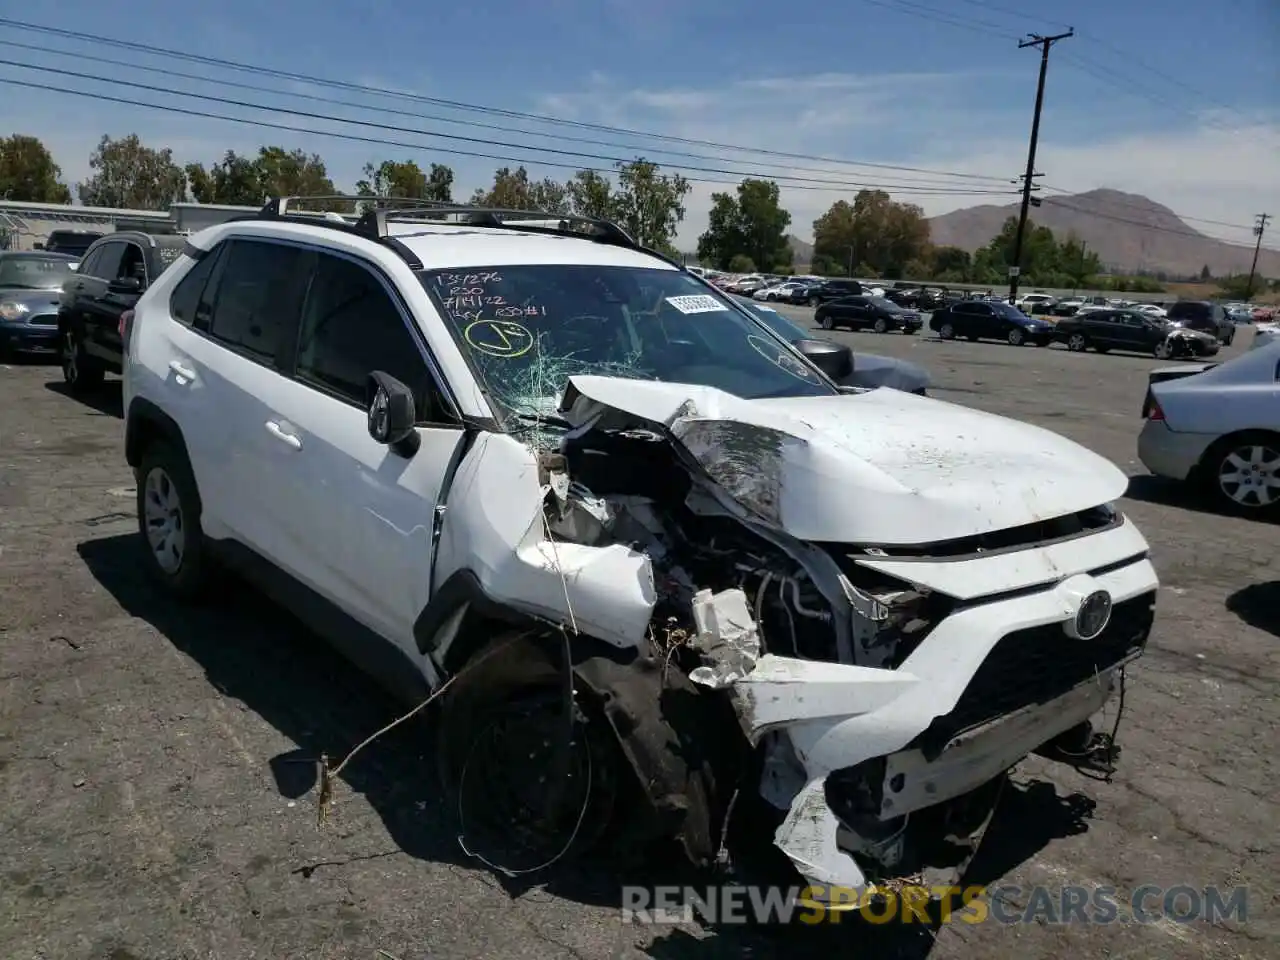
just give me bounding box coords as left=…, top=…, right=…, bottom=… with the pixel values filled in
left=722, top=556, right=1158, bottom=901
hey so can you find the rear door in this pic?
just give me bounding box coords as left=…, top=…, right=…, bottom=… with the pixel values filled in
left=158, top=238, right=313, bottom=556
left=833, top=296, right=867, bottom=324
left=75, top=240, right=124, bottom=363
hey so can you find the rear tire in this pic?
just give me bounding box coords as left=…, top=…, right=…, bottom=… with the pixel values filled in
left=1199, top=431, right=1280, bottom=518
left=61, top=328, right=104, bottom=394
left=136, top=443, right=212, bottom=600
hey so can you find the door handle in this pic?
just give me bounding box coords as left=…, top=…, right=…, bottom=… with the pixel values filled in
left=168, top=360, right=196, bottom=381
left=265, top=420, right=302, bottom=450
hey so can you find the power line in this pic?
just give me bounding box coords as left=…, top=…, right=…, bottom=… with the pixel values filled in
left=0, top=75, right=1019, bottom=202
left=941, top=0, right=1257, bottom=130
left=0, top=16, right=1016, bottom=186
left=1009, top=29, right=1074, bottom=303
left=0, top=37, right=1006, bottom=192
left=1245, top=213, right=1271, bottom=297
left=0, top=59, right=1016, bottom=196
left=847, top=1, right=1258, bottom=135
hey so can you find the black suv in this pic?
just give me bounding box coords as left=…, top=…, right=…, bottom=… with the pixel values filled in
left=43, top=230, right=105, bottom=257
left=804, top=279, right=863, bottom=307
left=1166, top=301, right=1235, bottom=345
left=58, top=232, right=187, bottom=392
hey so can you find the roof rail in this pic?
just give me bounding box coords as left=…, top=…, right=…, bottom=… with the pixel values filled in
left=256, top=195, right=643, bottom=256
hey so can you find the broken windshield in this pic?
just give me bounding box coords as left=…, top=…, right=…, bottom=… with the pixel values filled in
left=419, top=264, right=835, bottom=421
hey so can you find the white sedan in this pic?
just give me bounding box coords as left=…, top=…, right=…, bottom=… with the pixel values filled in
left=1138, top=339, right=1280, bottom=517
left=1135, top=303, right=1168, bottom=319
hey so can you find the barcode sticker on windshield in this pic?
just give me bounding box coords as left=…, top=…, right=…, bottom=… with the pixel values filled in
left=666, top=295, right=728, bottom=315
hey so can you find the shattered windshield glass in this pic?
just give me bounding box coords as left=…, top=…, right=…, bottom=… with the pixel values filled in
left=419, top=265, right=835, bottom=421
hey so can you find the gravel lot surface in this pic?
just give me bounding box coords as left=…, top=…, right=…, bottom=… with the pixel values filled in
left=2, top=317, right=1276, bottom=960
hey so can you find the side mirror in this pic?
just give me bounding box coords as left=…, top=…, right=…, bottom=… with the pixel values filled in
left=793, top=337, right=854, bottom=382
left=366, top=371, right=420, bottom=457
left=109, top=276, right=143, bottom=294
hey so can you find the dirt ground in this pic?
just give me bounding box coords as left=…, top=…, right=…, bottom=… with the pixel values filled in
left=2, top=320, right=1277, bottom=960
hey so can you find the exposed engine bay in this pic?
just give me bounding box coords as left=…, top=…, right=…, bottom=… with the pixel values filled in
left=433, top=375, right=1160, bottom=898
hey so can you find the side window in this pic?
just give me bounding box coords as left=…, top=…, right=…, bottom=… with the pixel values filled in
left=295, top=252, right=440, bottom=419
left=169, top=246, right=223, bottom=327
left=89, top=242, right=124, bottom=281
left=117, top=243, right=147, bottom=285
left=205, top=240, right=309, bottom=364
left=76, top=248, right=102, bottom=276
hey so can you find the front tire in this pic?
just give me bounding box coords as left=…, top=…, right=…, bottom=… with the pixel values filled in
left=872, top=317, right=888, bottom=333
left=1007, top=326, right=1025, bottom=346
left=820, top=313, right=834, bottom=330
left=938, top=322, right=955, bottom=340
left=808, top=296, right=820, bottom=308
left=136, top=443, right=212, bottom=599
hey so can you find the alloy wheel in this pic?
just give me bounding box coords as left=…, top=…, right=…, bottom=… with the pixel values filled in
left=1218, top=443, right=1280, bottom=510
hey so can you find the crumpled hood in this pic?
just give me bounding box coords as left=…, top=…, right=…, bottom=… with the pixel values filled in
left=561, top=376, right=1128, bottom=545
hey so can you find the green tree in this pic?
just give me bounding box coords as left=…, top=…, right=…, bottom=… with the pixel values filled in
left=931, top=245, right=972, bottom=278
left=696, top=178, right=791, bottom=271
left=566, top=169, right=616, bottom=220
left=528, top=177, right=570, bottom=214
left=355, top=159, right=453, bottom=202
left=1199, top=264, right=1212, bottom=281
left=471, top=166, right=536, bottom=208
left=185, top=150, right=263, bottom=205
left=1059, top=234, right=1101, bottom=287
left=254, top=147, right=340, bottom=209
left=611, top=159, right=690, bottom=253
left=0, top=134, right=72, bottom=203
left=77, top=134, right=187, bottom=209
left=812, top=190, right=929, bottom=279
left=727, top=253, right=756, bottom=273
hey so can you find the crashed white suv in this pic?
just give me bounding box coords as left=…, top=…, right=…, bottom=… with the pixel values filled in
left=122, top=199, right=1159, bottom=899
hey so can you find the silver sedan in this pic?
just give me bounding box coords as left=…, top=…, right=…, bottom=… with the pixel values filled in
left=1137, top=339, right=1280, bottom=517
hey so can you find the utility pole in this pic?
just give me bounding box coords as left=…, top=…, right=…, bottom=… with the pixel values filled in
left=1009, top=28, right=1074, bottom=304
left=1245, top=213, right=1270, bottom=300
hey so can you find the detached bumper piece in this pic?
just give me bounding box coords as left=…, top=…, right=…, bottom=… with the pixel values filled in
left=772, top=590, right=1155, bottom=903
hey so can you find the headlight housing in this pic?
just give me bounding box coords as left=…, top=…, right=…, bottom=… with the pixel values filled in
left=0, top=302, right=30, bottom=321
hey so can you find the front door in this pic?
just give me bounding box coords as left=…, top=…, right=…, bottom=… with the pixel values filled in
left=265, top=248, right=466, bottom=654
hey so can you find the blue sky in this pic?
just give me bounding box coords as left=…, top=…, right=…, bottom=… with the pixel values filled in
left=1, top=0, right=1277, bottom=249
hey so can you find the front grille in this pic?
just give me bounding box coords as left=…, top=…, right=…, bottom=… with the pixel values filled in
left=28, top=313, right=57, bottom=326
left=911, top=591, right=1155, bottom=759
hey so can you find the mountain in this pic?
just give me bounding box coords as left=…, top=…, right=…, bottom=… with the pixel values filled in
left=927, top=189, right=1278, bottom=279
left=787, top=234, right=814, bottom=265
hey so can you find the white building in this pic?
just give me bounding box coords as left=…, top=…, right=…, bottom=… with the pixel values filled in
left=0, top=199, right=264, bottom=250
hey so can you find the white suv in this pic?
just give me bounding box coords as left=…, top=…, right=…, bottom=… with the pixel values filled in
left=122, top=199, right=1159, bottom=899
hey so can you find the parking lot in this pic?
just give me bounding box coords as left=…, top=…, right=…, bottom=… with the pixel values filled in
left=2, top=315, right=1276, bottom=960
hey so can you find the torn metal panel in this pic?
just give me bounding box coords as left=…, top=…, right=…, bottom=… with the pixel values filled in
left=559, top=375, right=1130, bottom=546
left=432, top=431, right=655, bottom=648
